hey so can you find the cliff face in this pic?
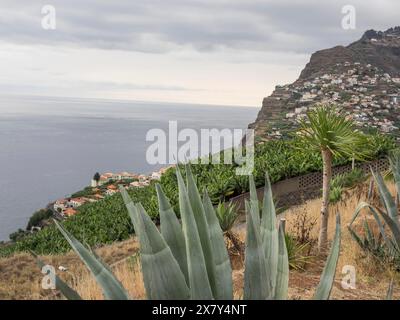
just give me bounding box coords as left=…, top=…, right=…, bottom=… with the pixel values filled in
left=250, top=27, right=400, bottom=141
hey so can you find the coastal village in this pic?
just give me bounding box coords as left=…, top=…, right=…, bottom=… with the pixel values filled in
left=263, top=61, right=400, bottom=140
left=248, top=28, right=400, bottom=141
left=52, top=167, right=172, bottom=219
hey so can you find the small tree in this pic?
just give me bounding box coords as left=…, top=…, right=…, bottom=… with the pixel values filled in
left=298, top=104, right=367, bottom=251
left=93, top=172, right=101, bottom=182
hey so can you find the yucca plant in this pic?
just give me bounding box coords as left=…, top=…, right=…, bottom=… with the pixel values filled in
left=33, top=166, right=341, bottom=300
left=285, top=234, right=313, bottom=271
left=215, top=202, right=242, bottom=254
left=298, top=104, right=368, bottom=250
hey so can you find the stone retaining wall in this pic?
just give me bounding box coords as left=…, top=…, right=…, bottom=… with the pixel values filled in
left=229, top=158, right=389, bottom=210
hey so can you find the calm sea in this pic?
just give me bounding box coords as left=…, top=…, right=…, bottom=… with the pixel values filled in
left=0, top=95, right=258, bottom=240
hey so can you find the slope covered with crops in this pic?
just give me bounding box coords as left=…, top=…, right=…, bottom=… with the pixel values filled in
left=0, top=134, right=395, bottom=256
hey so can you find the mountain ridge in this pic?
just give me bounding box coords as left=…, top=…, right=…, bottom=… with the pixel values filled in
left=250, top=27, right=400, bottom=141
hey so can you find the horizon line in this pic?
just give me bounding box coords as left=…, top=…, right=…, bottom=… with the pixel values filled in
left=0, top=93, right=260, bottom=109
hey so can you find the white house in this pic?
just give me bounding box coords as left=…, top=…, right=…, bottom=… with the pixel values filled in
left=68, top=198, right=87, bottom=208
left=150, top=171, right=162, bottom=180
left=54, top=199, right=68, bottom=212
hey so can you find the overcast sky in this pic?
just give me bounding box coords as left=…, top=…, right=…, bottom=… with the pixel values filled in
left=0, top=0, right=399, bottom=107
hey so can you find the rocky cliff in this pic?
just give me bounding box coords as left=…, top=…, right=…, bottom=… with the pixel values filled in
left=250, top=27, right=400, bottom=141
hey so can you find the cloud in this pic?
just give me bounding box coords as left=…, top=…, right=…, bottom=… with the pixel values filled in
left=0, top=1, right=399, bottom=106
left=1, top=0, right=399, bottom=55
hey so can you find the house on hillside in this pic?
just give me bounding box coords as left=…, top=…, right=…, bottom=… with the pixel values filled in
left=150, top=171, right=162, bottom=180
left=68, top=198, right=87, bottom=208
left=115, top=172, right=138, bottom=180
left=105, top=184, right=118, bottom=196
left=54, top=199, right=68, bottom=213
left=64, top=208, right=77, bottom=217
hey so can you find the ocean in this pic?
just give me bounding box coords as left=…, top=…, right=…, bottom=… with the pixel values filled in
left=0, top=95, right=258, bottom=240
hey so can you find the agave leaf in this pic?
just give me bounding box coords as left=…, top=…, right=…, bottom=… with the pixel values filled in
left=249, top=174, right=260, bottom=225
left=120, top=187, right=189, bottom=299
left=313, top=214, right=341, bottom=300
left=155, top=183, right=188, bottom=283
left=119, top=186, right=141, bottom=237
left=260, top=174, right=279, bottom=298
left=364, top=218, right=374, bottom=245
left=371, top=206, right=400, bottom=252
left=349, top=202, right=393, bottom=251
left=386, top=279, right=394, bottom=300
left=176, top=167, right=213, bottom=299
left=29, top=250, right=82, bottom=300
left=347, top=226, right=365, bottom=249
left=135, top=203, right=190, bottom=299
left=54, top=220, right=130, bottom=300
left=203, top=189, right=233, bottom=299
left=389, top=153, right=400, bottom=201
left=371, top=170, right=399, bottom=224
left=244, top=201, right=268, bottom=300
left=185, top=165, right=217, bottom=297
left=274, top=220, right=289, bottom=300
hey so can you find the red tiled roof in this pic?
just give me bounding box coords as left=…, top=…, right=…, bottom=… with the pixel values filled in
left=64, top=208, right=77, bottom=216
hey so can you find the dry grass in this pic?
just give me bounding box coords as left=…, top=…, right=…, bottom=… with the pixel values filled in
left=283, top=180, right=400, bottom=299
left=1, top=181, right=400, bottom=300
left=74, top=256, right=145, bottom=300
left=0, top=237, right=143, bottom=300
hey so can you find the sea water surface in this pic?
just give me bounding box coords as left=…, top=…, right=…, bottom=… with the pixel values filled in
left=0, top=95, right=258, bottom=240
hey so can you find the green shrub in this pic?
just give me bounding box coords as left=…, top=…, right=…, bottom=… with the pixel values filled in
left=26, top=208, right=53, bottom=230
left=215, top=202, right=239, bottom=233
left=329, top=168, right=367, bottom=203
left=285, top=234, right=313, bottom=271
left=71, top=187, right=96, bottom=198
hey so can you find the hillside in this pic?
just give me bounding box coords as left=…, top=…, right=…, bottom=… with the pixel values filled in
left=0, top=136, right=393, bottom=257
left=250, top=27, right=400, bottom=141
left=1, top=186, right=399, bottom=300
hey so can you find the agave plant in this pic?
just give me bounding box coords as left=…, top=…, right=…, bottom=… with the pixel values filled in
left=32, top=166, right=341, bottom=300
left=348, top=152, right=400, bottom=267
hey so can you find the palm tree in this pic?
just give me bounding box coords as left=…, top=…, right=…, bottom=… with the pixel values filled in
left=297, top=104, right=367, bottom=251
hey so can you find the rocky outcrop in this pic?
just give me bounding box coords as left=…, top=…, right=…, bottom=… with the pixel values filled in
left=250, top=27, right=400, bottom=141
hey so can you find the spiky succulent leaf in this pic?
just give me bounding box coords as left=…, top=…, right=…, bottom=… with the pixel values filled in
left=371, top=170, right=399, bottom=224
left=156, top=183, right=188, bottom=283
left=135, top=203, right=190, bottom=299
left=203, top=189, right=233, bottom=299
left=249, top=174, right=260, bottom=225
left=244, top=201, right=268, bottom=300
left=119, top=186, right=141, bottom=236
left=347, top=226, right=365, bottom=249
left=274, top=220, right=289, bottom=300
left=185, top=165, right=217, bottom=297
left=349, top=202, right=393, bottom=251
left=54, top=220, right=130, bottom=300
left=260, top=174, right=279, bottom=298
left=313, top=214, right=341, bottom=300
left=297, top=104, right=369, bottom=160
left=176, top=167, right=213, bottom=299
left=30, top=250, right=82, bottom=300
left=389, top=151, right=400, bottom=200
left=372, top=207, right=400, bottom=252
